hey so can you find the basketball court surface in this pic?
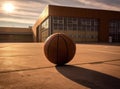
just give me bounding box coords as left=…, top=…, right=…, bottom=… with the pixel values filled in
left=0, top=43, right=120, bottom=89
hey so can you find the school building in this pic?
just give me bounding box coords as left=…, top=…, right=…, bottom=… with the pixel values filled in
left=32, top=5, right=120, bottom=43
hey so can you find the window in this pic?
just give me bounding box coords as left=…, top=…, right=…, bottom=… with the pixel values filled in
left=41, top=19, right=49, bottom=31
left=78, top=18, right=98, bottom=31
left=52, top=16, right=64, bottom=30
left=51, top=16, right=99, bottom=42
left=67, top=18, right=78, bottom=30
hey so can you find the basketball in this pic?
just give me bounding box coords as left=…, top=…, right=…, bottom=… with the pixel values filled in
left=44, top=33, right=76, bottom=65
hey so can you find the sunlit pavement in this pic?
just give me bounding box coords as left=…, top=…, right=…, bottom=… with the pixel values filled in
left=0, top=43, right=120, bottom=89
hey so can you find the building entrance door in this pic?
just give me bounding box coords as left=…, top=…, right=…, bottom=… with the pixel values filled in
left=109, top=20, right=120, bottom=42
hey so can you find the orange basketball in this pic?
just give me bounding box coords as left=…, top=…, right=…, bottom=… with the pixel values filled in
left=44, top=33, right=76, bottom=65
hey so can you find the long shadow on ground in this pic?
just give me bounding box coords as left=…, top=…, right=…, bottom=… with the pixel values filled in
left=56, top=65, right=120, bottom=89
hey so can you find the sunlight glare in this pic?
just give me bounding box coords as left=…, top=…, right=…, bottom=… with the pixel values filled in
left=2, top=2, right=15, bottom=13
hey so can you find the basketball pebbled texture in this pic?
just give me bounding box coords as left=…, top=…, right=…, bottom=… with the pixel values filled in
left=44, top=33, right=76, bottom=65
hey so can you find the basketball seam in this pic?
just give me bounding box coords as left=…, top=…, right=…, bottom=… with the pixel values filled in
left=56, top=34, right=59, bottom=64
left=47, top=36, right=57, bottom=63
left=60, top=35, right=69, bottom=63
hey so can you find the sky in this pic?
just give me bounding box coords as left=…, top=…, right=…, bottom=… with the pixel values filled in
left=0, top=0, right=120, bottom=28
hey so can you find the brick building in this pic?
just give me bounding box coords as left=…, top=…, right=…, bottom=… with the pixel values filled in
left=32, top=5, right=120, bottom=43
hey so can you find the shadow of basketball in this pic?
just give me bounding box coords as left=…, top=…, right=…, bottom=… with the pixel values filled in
left=56, top=65, right=120, bottom=89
